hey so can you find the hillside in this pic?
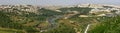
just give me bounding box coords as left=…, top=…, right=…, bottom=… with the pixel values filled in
left=0, top=5, right=120, bottom=33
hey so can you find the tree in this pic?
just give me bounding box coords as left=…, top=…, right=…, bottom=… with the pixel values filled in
left=89, top=16, right=120, bottom=33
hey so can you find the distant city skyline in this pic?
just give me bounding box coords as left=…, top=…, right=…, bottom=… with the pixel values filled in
left=0, top=0, right=120, bottom=6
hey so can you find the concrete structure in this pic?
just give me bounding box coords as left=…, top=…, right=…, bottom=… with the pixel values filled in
left=78, top=4, right=104, bottom=8
left=89, top=8, right=111, bottom=14
left=0, top=5, right=40, bottom=13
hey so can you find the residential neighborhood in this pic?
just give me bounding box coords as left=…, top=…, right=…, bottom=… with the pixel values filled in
left=0, top=5, right=40, bottom=13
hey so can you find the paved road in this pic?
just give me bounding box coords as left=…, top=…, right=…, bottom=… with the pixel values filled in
left=84, top=24, right=91, bottom=33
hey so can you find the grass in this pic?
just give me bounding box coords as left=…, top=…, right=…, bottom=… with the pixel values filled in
left=0, top=31, right=14, bottom=33
left=0, top=27, right=25, bottom=33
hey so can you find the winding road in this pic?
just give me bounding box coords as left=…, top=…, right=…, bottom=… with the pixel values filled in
left=47, top=15, right=64, bottom=29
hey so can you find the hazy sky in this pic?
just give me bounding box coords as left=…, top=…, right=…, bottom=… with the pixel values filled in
left=0, top=0, right=119, bottom=6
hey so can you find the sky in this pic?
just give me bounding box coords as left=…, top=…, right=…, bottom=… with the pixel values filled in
left=0, top=0, right=120, bottom=6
